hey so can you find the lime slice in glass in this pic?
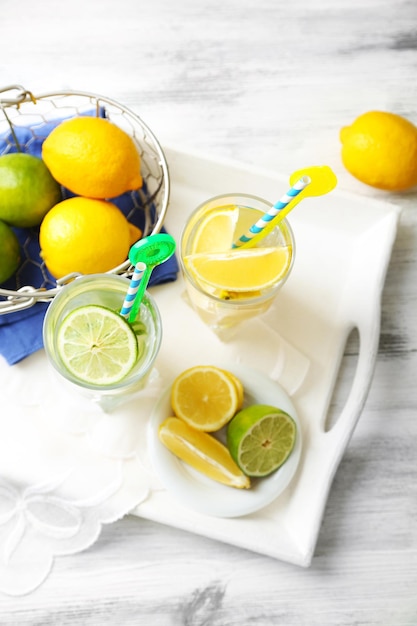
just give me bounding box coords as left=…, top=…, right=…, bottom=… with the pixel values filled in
left=56, top=304, right=138, bottom=386
left=227, top=404, right=297, bottom=477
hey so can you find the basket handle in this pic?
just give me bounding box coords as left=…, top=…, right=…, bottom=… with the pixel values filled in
left=0, top=85, right=34, bottom=106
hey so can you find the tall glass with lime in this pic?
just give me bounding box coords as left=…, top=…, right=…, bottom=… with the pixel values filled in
left=43, top=273, right=162, bottom=411
left=180, top=193, right=295, bottom=339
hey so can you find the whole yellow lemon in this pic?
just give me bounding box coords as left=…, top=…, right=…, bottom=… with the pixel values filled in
left=39, top=197, right=132, bottom=279
left=42, top=116, right=143, bottom=199
left=340, top=111, right=417, bottom=191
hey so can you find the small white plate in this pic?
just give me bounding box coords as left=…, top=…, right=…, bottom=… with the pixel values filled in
left=147, top=363, right=302, bottom=518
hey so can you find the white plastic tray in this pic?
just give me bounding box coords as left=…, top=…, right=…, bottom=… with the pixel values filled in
left=132, top=146, right=401, bottom=566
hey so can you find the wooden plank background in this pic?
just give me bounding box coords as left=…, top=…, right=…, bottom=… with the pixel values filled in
left=0, top=0, right=416, bottom=623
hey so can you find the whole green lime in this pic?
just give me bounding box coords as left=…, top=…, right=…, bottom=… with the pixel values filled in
left=227, top=404, right=297, bottom=477
left=0, top=153, right=62, bottom=228
left=0, top=220, right=20, bottom=283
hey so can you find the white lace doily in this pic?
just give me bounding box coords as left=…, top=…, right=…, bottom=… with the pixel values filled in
left=0, top=350, right=163, bottom=596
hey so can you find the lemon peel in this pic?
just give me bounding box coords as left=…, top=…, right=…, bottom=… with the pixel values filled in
left=42, top=116, right=142, bottom=198
left=39, top=197, right=131, bottom=278
left=340, top=110, right=417, bottom=191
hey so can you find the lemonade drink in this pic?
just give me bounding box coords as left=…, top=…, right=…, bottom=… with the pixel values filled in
left=43, top=273, right=162, bottom=411
left=180, top=193, right=295, bottom=338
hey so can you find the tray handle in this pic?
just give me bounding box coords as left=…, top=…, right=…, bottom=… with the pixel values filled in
left=327, top=313, right=380, bottom=456
left=325, top=206, right=400, bottom=458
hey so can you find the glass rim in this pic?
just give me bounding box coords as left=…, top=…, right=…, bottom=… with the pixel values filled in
left=180, top=193, right=295, bottom=305
left=43, top=273, right=162, bottom=392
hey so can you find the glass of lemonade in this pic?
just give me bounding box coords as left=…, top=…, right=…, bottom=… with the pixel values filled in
left=43, top=273, right=162, bottom=411
left=180, top=193, right=295, bottom=339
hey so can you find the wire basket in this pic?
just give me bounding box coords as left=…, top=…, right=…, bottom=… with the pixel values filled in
left=0, top=85, right=170, bottom=314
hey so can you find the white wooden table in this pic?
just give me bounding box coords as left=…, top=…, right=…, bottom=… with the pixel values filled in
left=0, top=0, right=416, bottom=623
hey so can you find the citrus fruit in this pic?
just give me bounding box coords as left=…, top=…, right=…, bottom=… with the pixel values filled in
left=0, top=153, right=62, bottom=227
left=0, top=220, right=20, bottom=283
left=42, top=116, right=143, bottom=198
left=340, top=111, right=417, bottom=191
left=56, top=304, right=138, bottom=385
left=190, top=206, right=239, bottom=253
left=128, top=223, right=142, bottom=245
left=184, top=246, right=291, bottom=292
left=39, top=197, right=131, bottom=278
left=221, top=369, right=244, bottom=410
left=189, top=205, right=274, bottom=255
left=227, top=404, right=297, bottom=477
left=171, top=365, right=239, bottom=431
left=159, top=416, right=250, bottom=489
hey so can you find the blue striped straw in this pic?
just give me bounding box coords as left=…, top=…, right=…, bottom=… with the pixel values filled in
left=120, top=262, right=147, bottom=319
left=232, top=176, right=311, bottom=248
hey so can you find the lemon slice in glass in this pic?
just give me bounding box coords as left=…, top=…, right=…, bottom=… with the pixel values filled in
left=190, top=206, right=239, bottom=254
left=56, top=304, right=138, bottom=386
left=184, top=246, right=291, bottom=292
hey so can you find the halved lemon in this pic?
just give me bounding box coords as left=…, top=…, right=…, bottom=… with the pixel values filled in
left=159, top=417, right=250, bottom=489
left=221, top=369, right=244, bottom=410
left=171, top=365, right=239, bottom=431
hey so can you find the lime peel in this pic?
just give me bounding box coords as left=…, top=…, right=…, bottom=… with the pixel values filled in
left=0, top=221, right=20, bottom=283
left=0, top=153, right=62, bottom=228
left=227, top=404, right=297, bottom=477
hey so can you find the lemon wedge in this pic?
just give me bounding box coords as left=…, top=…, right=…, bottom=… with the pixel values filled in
left=159, top=417, right=250, bottom=489
left=190, top=206, right=239, bottom=254
left=184, top=246, right=291, bottom=292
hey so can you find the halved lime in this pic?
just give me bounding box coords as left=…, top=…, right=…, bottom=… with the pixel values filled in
left=227, top=404, right=297, bottom=477
left=56, top=304, right=138, bottom=386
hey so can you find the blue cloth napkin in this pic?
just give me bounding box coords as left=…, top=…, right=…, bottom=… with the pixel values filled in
left=0, top=111, right=178, bottom=365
